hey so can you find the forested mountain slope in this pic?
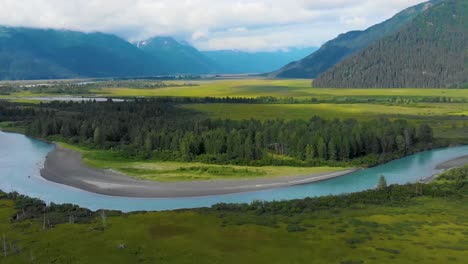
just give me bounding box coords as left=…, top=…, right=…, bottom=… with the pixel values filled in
left=271, top=0, right=438, bottom=79
left=314, top=0, right=467, bottom=88
left=0, top=27, right=159, bottom=80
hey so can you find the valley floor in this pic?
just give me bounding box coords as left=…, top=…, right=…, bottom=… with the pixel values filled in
left=1, top=192, right=468, bottom=263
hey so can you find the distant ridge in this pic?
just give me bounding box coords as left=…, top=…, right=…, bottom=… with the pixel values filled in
left=0, top=27, right=159, bottom=80
left=0, top=26, right=317, bottom=80
left=135, top=36, right=218, bottom=74
left=314, top=0, right=467, bottom=88
left=271, top=0, right=438, bottom=79
left=202, top=48, right=317, bottom=74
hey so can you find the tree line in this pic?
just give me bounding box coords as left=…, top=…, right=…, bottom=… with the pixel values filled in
left=0, top=100, right=434, bottom=166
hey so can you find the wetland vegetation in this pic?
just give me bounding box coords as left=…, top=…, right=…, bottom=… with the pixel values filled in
left=0, top=165, right=467, bottom=263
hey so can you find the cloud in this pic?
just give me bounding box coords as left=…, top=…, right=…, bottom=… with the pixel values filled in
left=0, top=0, right=427, bottom=51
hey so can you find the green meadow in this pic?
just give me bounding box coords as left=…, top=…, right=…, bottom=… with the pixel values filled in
left=184, top=103, right=468, bottom=121
left=2, top=79, right=467, bottom=101
left=184, top=103, right=468, bottom=141
left=58, top=143, right=348, bottom=182
left=93, top=79, right=468, bottom=99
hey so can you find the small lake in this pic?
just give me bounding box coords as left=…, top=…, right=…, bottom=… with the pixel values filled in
left=0, top=131, right=467, bottom=212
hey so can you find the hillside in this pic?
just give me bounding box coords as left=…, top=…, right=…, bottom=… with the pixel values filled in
left=0, top=27, right=160, bottom=80
left=271, top=0, right=438, bottom=79
left=203, top=48, right=317, bottom=74
left=314, top=0, right=467, bottom=88
left=135, top=37, right=218, bottom=74
left=0, top=28, right=315, bottom=79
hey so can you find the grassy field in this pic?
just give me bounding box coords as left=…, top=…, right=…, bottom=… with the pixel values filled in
left=184, top=103, right=468, bottom=121
left=1, top=195, right=467, bottom=263
left=0, top=122, right=25, bottom=134
left=92, top=79, right=468, bottom=99
left=184, top=103, right=468, bottom=141
left=2, top=79, right=467, bottom=102
left=59, top=143, right=348, bottom=182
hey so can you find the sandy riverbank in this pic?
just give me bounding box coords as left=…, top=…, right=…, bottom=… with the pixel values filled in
left=40, top=145, right=359, bottom=198
left=435, top=155, right=468, bottom=170
left=419, top=155, right=468, bottom=183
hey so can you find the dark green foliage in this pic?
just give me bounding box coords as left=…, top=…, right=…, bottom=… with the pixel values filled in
left=272, top=0, right=435, bottom=78
left=5, top=192, right=97, bottom=226
left=212, top=166, right=468, bottom=215
left=0, top=100, right=431, bottom=166
left=419, top=123, right=434, bottom=143
left=314, top=0, right=468, bottom=88
left=286, top=223, right=306, bottom=232
left=436, top=165, right=468, bottom=188
left=377, top=176, right=388, bottom=190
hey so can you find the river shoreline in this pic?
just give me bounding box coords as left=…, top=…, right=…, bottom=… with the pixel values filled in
left=40, top=144, right=360, bottom=198
left=420, top=155, right=468, bottom=183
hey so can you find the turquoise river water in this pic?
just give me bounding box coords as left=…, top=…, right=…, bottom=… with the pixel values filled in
left=0, top=131, right=467, bottom=212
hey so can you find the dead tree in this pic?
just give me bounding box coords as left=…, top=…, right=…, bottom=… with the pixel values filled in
left=2, top=234, right=7, bottom=257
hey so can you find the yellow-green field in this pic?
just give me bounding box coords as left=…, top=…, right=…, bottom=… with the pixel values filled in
left=2, top=79, right=467, bottom=101
left=92, top=79, right=468, bottom=99
left=2, top=196, right=468, bottom=264
left=59, top=143, right=348, bottom=182
left=183, top=103, right=468, bottom=140
left=184, top=103, right=468, bottom=121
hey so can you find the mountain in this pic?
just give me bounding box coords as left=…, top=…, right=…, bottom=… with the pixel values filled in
left=202, top=48, right=317, bottom=74
left=271, top=0, right=439, bottom=79
left=135, top=37, right=217, bottom=74
left=314, top=0, right=467, bottom=88
left=0, top=27, right=160, bottom=80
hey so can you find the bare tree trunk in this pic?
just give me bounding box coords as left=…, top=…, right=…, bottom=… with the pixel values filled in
left=101, top=211, right=107, bottom=229
left=2, top=234, right=7, bottom=257
left=43, top=213, right=46, bottom=230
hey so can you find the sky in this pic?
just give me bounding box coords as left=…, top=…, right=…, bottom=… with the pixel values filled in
left=1, top=0, right=427, bottom=51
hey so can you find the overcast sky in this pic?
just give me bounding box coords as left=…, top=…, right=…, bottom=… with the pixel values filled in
left=1, top=0, right=426, bottom=51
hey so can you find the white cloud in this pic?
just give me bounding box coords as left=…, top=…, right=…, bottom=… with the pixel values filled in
left=0, top=0, right=427, bottom=51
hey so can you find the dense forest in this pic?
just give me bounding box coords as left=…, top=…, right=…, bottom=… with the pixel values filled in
left=271, top=0, right=434, bottom=78
left=314, top=0, right=468, bottom=88
left=1, top=100, right=433, bottom=166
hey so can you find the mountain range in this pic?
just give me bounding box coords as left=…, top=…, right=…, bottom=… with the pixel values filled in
left=314, top=0, right=467, bottom=88
left=0, top=0, right=465, bottom=88
left=0, top=27, right=158, bottom=80
left=135, top=37, right=217, bottom=74
left=0, top=27, right=316, bottom=80
left=270, top=0, right=440, bottom=79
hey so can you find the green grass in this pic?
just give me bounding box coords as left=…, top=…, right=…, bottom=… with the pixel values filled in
left=0, top=122, right=26, bottom=133
left=1, top=196, right=467, bottom=263
left=183, top=103, right=468, bottom=141
left=58, top=142, right=349, bottom=182
left=91, top=79, right=468, bottom=99
left=184, top=103, right=468, bottom=121
left=5, top=79, right=463, bottom=100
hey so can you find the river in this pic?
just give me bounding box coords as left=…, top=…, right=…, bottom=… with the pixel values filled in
left=0, top=131, right=467, bottom=212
